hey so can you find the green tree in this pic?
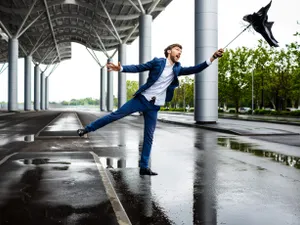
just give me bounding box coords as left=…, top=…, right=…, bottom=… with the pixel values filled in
left=113, top=96, right=118, bottom=108
left=61, top=101, right=69, bottom=105
left=251, top=41, right=274, bottom=109
left=126, top=80, right=138, bottom=100
left=224, top=47, right=252, bottom=112
left=285, top=42, right=300, bottom=108
left=69, top=99, right=78, bottom=105
left=218, top=49, right=231, bottom=109
left=182, top=76, right=194, bottom=108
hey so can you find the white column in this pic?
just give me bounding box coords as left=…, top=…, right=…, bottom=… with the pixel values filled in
left=107, top=58, right=113, bottom=111
left=8, top=38, right=18, bottom=111
left=118, top=44, right=127, bottom=108
left=40, top=72, right=45, bottom=110
left=34, top=64, right=40, bottom=111
left=139, top=14, right=152, bottom=87
left=194, top=0, right=218, bottom=123
left=100, top=67, right=107, bottom=111
left=24, top=55, right=32, bottom=110
left=45, top=76, right=49, bottom=109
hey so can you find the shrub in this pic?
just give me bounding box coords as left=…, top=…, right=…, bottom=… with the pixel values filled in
left=290, top=110, right=300, bottom=116
left=254, top=109, right=273, bottom=115
left=269, top=111, right=278, bottom=115
left=279, top=111, right=291, bottom=116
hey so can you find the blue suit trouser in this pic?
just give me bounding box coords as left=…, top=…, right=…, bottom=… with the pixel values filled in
left=85, top=94, right=160, bottom=168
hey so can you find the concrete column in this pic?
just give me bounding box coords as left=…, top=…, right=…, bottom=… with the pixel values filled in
left=40, top=72, right=45, bottom=110
left=139, top=14, right=152, bottom=87
left=34, top=64, right=40, bottom=111
left=118, top=44, right=127, bottom=108
left=24, top=55, right=32, bottom=111
left=194, top=0, right=218, bottom=123
left=107, top=58, right=113, bottom=111
left=8, top=37, right=18, bottom=111
left=45, top=76, right=49, bottom=110
left=100, top=67, right=107, bottom=111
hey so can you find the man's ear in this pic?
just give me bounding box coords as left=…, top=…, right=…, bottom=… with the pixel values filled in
left=167, top=50, right=171, bottom=54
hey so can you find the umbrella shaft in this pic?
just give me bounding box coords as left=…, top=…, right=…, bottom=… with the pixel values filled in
left=223, top=24, right=251, bottom=49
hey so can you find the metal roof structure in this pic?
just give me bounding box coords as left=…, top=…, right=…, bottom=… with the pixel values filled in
left=0, top=0, right=172, bottom=65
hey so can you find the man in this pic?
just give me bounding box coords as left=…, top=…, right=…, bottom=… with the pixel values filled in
left=77, top=44, right=224, bottom=176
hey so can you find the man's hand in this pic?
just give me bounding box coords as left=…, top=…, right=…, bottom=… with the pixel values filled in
left=107, top=62, right=121, bottom=72
left=210, top=48, right=224, bottom=62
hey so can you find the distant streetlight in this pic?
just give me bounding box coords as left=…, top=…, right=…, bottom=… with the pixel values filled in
left=252, top=66, right=254, bottom=115
left=183, top=83, right=186, bottom=112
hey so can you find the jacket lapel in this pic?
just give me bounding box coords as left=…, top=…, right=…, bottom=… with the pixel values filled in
left=158, top=58, right=166, bottom=77
left=172, top=62, right=180, bottom=77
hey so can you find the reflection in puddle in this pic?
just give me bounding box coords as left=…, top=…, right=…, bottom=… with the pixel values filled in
left=20, top=158, right=71, bottom=165
left=218, top=138, right=300, bottom=169
left=99, top=157, right=127, bottom=169
left=52, top=166, right=69, bottom=170
left=0, top=135, right=32, bottom=146
left=24, top=135, right=34, bottom=142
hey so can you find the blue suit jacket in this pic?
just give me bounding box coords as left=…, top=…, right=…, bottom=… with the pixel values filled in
left=122, top=57, right=209, bottom=102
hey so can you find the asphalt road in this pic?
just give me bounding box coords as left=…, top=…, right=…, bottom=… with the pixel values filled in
left=0, top=110, right=299, bottom=225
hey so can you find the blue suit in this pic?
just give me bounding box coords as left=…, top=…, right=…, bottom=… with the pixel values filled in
left=123, top=57, right=209, bottom=102
left=86, top=58, right=209, bottom=169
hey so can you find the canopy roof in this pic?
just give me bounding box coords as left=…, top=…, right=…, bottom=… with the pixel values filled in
left=0, top=0, right=172, bottom=65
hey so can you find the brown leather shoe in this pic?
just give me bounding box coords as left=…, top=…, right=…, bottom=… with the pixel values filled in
left=139, top=168, right=158, bottom=176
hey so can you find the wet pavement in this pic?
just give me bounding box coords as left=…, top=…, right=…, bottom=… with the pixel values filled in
left=157, top=112, right=300, bottom=136
left=0, top=152, right=118, bottom=225
left=0, top=110, right=300, bottom=224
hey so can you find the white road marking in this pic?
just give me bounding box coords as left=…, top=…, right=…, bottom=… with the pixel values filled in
left=0, top=153, right=18, bottom=166
left=90, top=151, right=132, bottom=225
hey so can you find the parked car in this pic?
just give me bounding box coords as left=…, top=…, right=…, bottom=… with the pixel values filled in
left=239, top=107, right=251, bottom=113
left=225, top=108, right=236, bottom=113
left=264, top=108, right=275, bottom=111
left=286, top=108, right=298, bottom=112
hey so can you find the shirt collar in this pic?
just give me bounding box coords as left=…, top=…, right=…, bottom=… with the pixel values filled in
left=166, top=58, right=174, bottom=67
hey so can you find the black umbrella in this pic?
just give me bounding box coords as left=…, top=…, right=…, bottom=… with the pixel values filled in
left=224, top=0, right=279, bottom=49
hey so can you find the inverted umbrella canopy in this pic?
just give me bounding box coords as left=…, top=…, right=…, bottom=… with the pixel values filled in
left=243, top=0, right=279, bottom=47
left=223, top=0, right=279, bottom=49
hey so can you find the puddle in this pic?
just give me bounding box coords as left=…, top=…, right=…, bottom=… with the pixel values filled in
left=19, top=158, right=71, bottom=165
left=218, top=137, right=300, bottom=169
left=52, top=166, right=69, bottom=170
left=0, top=135, right=33, bottom=146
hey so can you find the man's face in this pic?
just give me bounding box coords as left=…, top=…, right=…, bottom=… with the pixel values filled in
left=169, top=46, right=182, bottom=63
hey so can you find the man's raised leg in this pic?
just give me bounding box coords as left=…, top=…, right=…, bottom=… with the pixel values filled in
left=77, top=96, right=145, bottom=136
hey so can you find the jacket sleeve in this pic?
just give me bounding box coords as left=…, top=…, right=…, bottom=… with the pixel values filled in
left=178, top=61, right=209, bottom=76
left=122, top=58, right=156, bottom=73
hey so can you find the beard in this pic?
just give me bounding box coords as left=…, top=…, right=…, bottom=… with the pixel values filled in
left=170, top=55, right=178, bottom=63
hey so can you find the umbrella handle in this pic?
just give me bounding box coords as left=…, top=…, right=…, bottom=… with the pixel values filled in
left=223, top=24, right=251, bottom=49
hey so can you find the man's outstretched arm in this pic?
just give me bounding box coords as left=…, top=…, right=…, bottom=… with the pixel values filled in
left=107, top=59, right=155, bottom=73
left=179, top=48, right=224, bottom=75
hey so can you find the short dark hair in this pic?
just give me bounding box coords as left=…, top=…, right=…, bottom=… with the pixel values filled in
left=164, top=43, right=182, bottom=57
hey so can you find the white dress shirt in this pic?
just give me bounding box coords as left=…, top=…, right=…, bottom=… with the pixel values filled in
left=142, top=59, right=175, bottom=106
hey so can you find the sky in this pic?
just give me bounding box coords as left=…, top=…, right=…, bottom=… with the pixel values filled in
left=0, top=0, right=299, bottom=103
